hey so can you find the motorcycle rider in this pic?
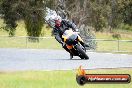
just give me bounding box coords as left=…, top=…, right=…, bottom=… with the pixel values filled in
left=46, top=16, right=88, bottom=59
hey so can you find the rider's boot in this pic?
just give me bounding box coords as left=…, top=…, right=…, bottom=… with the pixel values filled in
left=62, top=44, right=73, bottom=59
left=80, top=41, right=89, bottom=47
left=70, top=53, right=73, bottom=59
left=80, top=42, right=89, bottom=51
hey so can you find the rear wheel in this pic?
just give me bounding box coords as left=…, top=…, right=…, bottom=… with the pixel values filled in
left=75, top=45, right=89, bottom=59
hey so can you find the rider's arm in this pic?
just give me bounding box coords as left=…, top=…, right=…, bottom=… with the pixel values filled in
left=52, top=28, right=63, bottom=44
left=55, top=34, right=63, bottom=44
left=64, top=20, right=77, bottom=31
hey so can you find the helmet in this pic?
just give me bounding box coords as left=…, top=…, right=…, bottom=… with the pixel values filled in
left=54, top=16, right=62, bottom=27
left=45, top=8, right=62, bottom=28
left=47, top=16, right=62, bottom=28
left=47, top=18, right=55, bottom=28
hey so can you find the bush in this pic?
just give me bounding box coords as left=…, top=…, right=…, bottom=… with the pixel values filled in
left=79, top=25, right=97, bottom=50
left=112, top=33, right=121, bottom=39
left=121, top=24, right=132, bottom=31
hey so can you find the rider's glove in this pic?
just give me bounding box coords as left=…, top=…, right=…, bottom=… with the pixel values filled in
left=75, top=29, right=79, bottom=32
left=75, top=29, right=80, bottom=34
left=62, top=42, right=66, bottom=47
left=60, top=41, right=65, bottom=47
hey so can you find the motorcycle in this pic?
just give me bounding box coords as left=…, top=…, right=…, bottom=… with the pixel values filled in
left=62, top=29, right=89, bottom=60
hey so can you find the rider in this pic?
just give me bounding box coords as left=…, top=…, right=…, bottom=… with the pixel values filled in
left=47, top=16, right=87, bottom=59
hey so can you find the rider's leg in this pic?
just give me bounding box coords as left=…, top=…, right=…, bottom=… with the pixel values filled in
left=54, top=34, right=73, bottom=59
left=63, top=45, right=73, bottom=59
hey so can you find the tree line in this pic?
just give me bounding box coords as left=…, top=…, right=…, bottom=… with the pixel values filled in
left=0, top=0, right=131, bottom=38
left=55, top=0, right=131, bottom=32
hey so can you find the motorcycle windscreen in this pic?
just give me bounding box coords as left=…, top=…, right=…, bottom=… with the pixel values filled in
left=63, top=30, right=74, bottom=37
left=62, top=30, right=74, bottom=42
left=66, top=34, right=78, bottom=45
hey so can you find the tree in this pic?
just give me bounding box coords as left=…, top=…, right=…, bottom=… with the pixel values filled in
left=108, top=0, right=118, bottom=31
left=0, top=0, right=131, bottom=38
left=1, top=0, right=45, bottom=42
left=23, top=0, right=44, bottom=42
left=1, top=0, right=18, bottom=36
left=118, top=0, right=132, bottom=25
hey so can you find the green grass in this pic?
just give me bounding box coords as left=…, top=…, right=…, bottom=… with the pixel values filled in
left=0, top=19, right=52, bottom=36
left=0, top=19, right=132, bottom=52
left=0, top=32, right=132, bottom=52
left=96, top=40, right=132, bottom=52
left=27, top=38, right=61, bottom=49
left=1, top=36, right=132, bottom=52
left=0, top=37, right=61, bottom=49
left=0, top=68, right=131, bottom=88
left=95, top=32, right=132, bottom=52
left=95, top=32, right=132, bottom=40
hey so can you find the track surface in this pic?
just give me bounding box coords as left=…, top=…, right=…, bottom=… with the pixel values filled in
left=0, top=48, right=132, bottom=71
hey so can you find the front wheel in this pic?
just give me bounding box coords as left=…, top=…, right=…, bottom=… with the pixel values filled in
left=74, top=45, right=89, bottom=60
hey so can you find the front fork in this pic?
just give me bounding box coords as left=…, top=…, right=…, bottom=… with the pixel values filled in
left=77, top=35, right=86, bottom=51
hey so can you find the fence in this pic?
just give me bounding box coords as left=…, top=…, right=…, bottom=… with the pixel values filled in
left=90, top=39, right=132, bottom=53
left=0, top=36, right=132, bottom=53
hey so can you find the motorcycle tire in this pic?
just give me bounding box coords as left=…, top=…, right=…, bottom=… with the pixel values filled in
left=75, top=45, right=89, bottom=60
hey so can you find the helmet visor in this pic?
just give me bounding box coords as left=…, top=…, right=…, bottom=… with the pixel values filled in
left=48, top=19, right=55, bottom=28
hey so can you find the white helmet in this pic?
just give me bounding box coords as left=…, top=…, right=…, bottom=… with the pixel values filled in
left=45, top=7, right=62, bottom=28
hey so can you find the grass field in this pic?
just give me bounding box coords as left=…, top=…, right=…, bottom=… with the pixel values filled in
left=0, top=19, right=132, bottom=52
left=0, top=36, right=132, bottom=52
left=0, top=19, right=132, bottom=88
left=0, top=68, right=131, bottom=88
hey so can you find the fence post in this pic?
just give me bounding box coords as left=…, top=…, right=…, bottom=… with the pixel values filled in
left=26, top=37, right=28, bottom=48
left=117, top=39, right=119, bottom=51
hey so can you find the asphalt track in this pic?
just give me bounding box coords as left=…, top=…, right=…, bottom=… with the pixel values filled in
left=0, top=48, right=132, bottom=71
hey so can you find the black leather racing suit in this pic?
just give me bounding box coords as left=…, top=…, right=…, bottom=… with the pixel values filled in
left=52, top=19, right=78, bottom=53
left=52, top=19, right=87, bottom=55
left=52, top=19, right=77, bottom=44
